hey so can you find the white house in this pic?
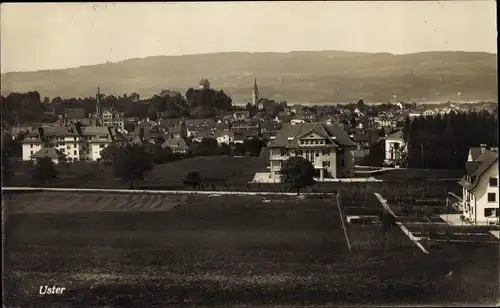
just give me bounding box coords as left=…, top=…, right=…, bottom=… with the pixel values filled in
left=290, top=119, right=305, bottom=125
left=383, top=130, right=406, bottom=166
left=214, top=131, right=234, bottom=145
left=459, top=145, right=499, bottom=226
left=267, top=122, right=357, bottom=181
left=21, top=124, right=121, bottom=162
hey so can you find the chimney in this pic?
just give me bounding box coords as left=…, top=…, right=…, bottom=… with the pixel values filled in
left=480, top=144, right=487, bottom=153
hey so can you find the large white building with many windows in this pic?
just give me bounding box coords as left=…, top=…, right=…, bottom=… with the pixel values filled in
left=267, top=122, right=357, bottom=181
left=21, top=124, right=124, bottom=163
left=459, top=145, right=499, bottom=226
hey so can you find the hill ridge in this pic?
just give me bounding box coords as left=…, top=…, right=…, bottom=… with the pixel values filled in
left=1, top=50, right=497, bottom=103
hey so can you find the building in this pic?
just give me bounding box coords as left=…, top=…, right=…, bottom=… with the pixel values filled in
left=21, top=124, right=120, bottom=162
left=199, top=79, right=210, bottom=90
left=214, top=130, right=234, bottom=145
left=459, top=145, right=499, bottom=226
left=161, top=137, right=188, bottom=154
left=101, top=108, right=124, bottom=130
left=383, top=130, right=406, bottom=166
left=267, top=122, right=357, bottom=181
left=252, top=78, right=259, bottom=106
left=30, top=147, right=67, bottom=164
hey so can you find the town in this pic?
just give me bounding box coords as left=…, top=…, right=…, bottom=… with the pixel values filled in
left=2, top=2, right=499, bottom=307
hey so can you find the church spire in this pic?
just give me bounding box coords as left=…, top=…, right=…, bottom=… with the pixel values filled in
left=252, top=78, right=259, bottom=106
left=96, top=84, right=101, bottom=115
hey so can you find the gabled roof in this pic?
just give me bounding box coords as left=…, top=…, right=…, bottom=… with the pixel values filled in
left=31, top=147, right=66, bottom=159
left=459, top=149, right=498, bottom=191
left=162, top=137, right=187, bottom=149
left=269, top=122, right=356, bottom=149
left=385, top=130, right=404, bottom=141
left=468, top=147, right=483, bottom=161
left=214, top=130, right=234, bottom=138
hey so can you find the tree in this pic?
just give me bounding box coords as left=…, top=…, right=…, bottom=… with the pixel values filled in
left=219, top=143, right=231, bottom=156
left=381, top=212, right=396, bottom=252
left=234, top=143, right=246, bottom=156
left=244, top=139, right=264, bottom=157
left=145, top=143, right=172, bottom=164
left=279, top=156, right=316, bottom=195
left=31, top=157, right=57, bottom=185
left=100, top=144, right=120, bottom=165
left=113, top=144, right=154, bottom=189
left=190, top=138, right=219, bottom=156
left=184, top=171, right=202, bottom=190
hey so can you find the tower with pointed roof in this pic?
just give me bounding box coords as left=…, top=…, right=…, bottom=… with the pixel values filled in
left=96, top=85, right=101, bottom=116
left=252, top=78, right=259, bottom=106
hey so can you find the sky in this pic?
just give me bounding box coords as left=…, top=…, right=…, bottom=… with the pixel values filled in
left=1, top=1, right=497, bottom=73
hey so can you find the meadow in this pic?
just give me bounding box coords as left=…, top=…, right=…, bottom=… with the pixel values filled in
left=3, top=191, right=498, bottom=307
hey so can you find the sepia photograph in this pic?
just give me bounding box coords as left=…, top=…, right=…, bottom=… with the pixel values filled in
left=1, top=1, right=498, bottom=307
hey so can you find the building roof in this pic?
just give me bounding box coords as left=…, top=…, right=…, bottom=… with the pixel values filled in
left=31, top=147, right=67, bottom=159
left=162, top=137, right=187, bottom=149
left=269, top=122, right=356, bottom=149
left=385, top=130, right=404, bottom=141
left=459, top=149, right=498, bottom=191
left=214, top=130, right=235, bottom=138
left=468, top=147, right=484, bottom=161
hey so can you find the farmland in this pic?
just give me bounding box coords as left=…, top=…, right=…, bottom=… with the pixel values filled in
left=5, top=156, right=462, bottom=199
left=3, top=191, right=499, bottom=307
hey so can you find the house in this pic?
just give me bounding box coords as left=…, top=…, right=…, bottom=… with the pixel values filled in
left=30, top=147, right=67, bottom=164
left=214, top=130, right=234, bottom=145
left=21, top=124, right=120, bottom=162
left=215, top=122, right=231, bottom=131
left=290, top=118, right=305, bottom=125
left=422, top=109, right=436, bottom=116
left=231, top=124, right=260, bottom=140
left=260, top=121, right=282, bottom=139
left=165, top=125, right=186, bottom=139
left=233, top=111, right=250, bottom=121
left=101, top=108, right=124, bottom=130
left=192, top=130, right=214, bottom=143
left=267, top=122, right=357, bottom=181
left=383, top=130, right=406, bottom=166
left=275, top=114, right=293, bottom=123
left=459, top=145, right=499, bottom=226
left=162, top=137, right=188, bottom=154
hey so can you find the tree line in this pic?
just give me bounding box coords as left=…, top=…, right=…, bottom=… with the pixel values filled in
left=1, top=88, right=234, bottom=125
left=402, top=110, right=498, bottom=169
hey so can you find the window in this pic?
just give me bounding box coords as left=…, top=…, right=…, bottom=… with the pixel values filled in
left=73, top=150, right=77, bottom=155
left=74, top=143, right=77, bottom=147
left=30, top=151, right=33, bottom=155
left=489, top=177, right=498, bottom=187
left=67, top=145, right=71, bottom=149
left=488, top=193, right=496, bottom=202
left=74, top=137, right=77, bottom=141
left=322, top=161, right=330, bottom=167
left=30, top=144, right=33, bottom=148
left=484, top=208, right=498, bottom=217
left=86, top=150, right=90, bottom=154
left=322, top=150, right=330, bottom=156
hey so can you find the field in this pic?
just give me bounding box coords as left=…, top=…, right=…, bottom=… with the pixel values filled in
left=3, top=191, right=499, bottom=307
left=5, top=156, right=462, bottom=198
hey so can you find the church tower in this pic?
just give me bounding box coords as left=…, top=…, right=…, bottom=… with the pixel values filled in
left=96, top=85, right=101, bottom=116
left=252, top=78, right=259, bottom=106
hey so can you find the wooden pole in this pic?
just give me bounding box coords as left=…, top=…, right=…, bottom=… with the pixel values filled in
left=336, top=191, right=352, bottom=252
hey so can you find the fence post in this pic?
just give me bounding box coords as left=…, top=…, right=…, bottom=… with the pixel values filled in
left=336, top=191, right=352, bottom=252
